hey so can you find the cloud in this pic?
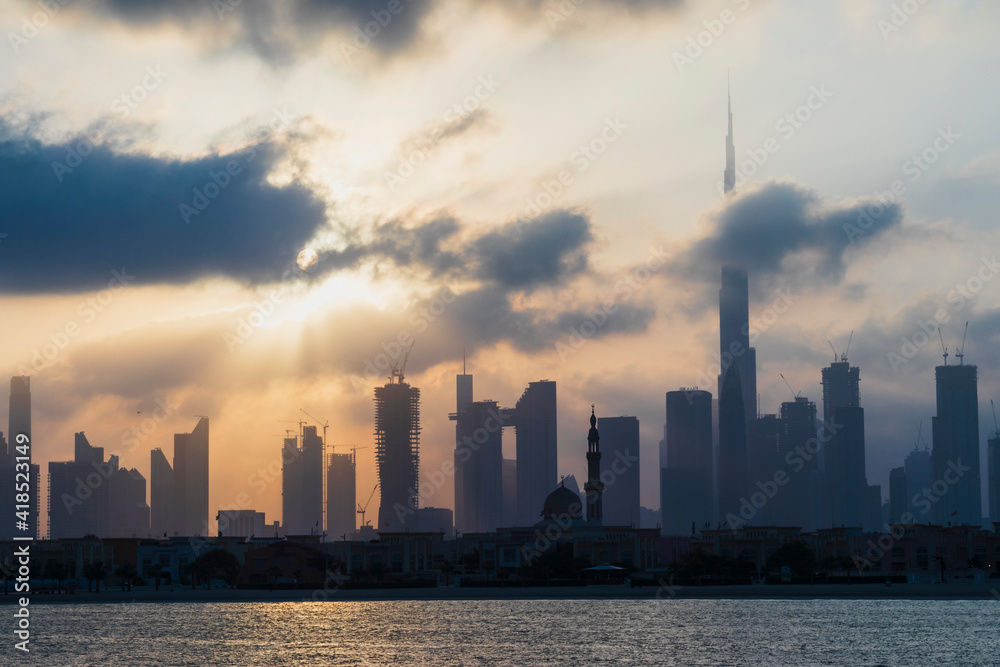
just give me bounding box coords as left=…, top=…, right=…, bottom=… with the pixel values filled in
left=473, top=210, right=592, bottom=290
left=674, top=180, right=903, bottom=290
left=46, top=0, right=685, bottom=66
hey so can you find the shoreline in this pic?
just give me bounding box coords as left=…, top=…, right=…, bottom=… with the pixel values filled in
left=4, top=582, right=998, bottom=605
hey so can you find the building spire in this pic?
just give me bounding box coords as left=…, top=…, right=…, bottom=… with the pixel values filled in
left=584, top=405, right=603, bottom=524
left=724, top=71, right=736, bottom=195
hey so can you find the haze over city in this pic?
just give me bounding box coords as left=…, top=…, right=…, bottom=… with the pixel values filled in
left=3, top=0, right=998, bottom=531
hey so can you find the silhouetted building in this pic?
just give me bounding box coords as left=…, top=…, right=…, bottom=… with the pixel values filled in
left=282, top=435, right=304, bottom=533
left=49, top=432, right=148, bottom=539
left=723, top=78, right=736, bottom=195
left=822, top=357, right=866, bottom=528
left=598, top=416, right=640, bottom=526
left=217, top=509, right=265, bottom=538
left=454, top=400, right=503, bottom=534
left=779, top=396, right=818, bottom=530
left=661, top=389, right=713, bottom=535
left=150, top=448, right=176, bottom=536
left=414, top=506, right=453, bottom=537
left=865, top=484, right=882, bottom=531
left=718, top=364, right=748, bottom=524
left=931, top=364, right=981, bottom=526
left=174, top=417, right=209, bottom=536
left=375, top=375, right=420, bottom=531
left=327, top=451, right=356, bottom=540
left=502, top=457, right=517, bottom=526
left=746, top=414, right=782, bottom=525
left=989, top=435, right=999, bottom=523
left=301, top=426, right=324, bottom=533
left=889, top=467, right=908, bottom=524
left=585, top=407, right=604, bottom=524
left=0, top=376, right=40, bottom=539
left=717, top=266, right=755, bottom=523
left=904, top=447, right=933, bottom=518
left=108, top=465, right=149, bottom=537
left=513, top=380, right=557, bottom=525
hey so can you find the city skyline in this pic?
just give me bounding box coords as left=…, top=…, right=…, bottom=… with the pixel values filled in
left=1, top=1, right=999, bottom=534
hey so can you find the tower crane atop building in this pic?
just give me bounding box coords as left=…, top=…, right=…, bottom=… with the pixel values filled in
left=938, top=328, right=948, bottom=366
left=300, top=408, right=329, bottom=445
left=389, top=340, right=416, bottom=384
left=956, top=321, right=969, bottom=365
left=357, top=483, right=378, bottom=527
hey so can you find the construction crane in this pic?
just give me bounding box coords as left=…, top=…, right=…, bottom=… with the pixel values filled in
left=389, top=340, right=416, bottom=384
left=350, top=445, right=368, bottom=465
left=278, top=419, right=306, bottom=438
left=357, top=483, right=378, bottom=527
left=914, top=420, right=926, bottom=451
left=843, top=330, right=853, bottom=361
left=828, top=340, right=838, bottom=362
left=938, top=328, right=948, bottom=366
left=956, top=321, right=969, bottom=365
left=299, top=408, right=330, bottom=445
left=780, top=373, right=801, bottom=400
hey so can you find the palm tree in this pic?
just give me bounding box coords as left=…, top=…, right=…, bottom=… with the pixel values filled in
left=149, top=563, right=164, bottom=591
left=268, top=565, right=282, bottom=590
left=117, top=564, right=138, bottom=592
left=83, top=561, right=108, bottom=593
left=369, top=561, right=386, bottom=585
left=440, top=560, right=454, bottom=586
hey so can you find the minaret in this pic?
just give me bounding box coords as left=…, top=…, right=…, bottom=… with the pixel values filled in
left=724, top=73, right=736, bottom=195
left=584, top=405, right=603, bottom=524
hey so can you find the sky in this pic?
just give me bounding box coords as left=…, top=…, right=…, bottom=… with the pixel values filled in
left=1, top=0, right=999, bottom=533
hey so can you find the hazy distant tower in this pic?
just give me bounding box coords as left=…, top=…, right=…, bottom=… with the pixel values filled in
left=514, top=380, right=557, bottom=525
left=724, top=74, right=736, bottom=195
left=931, top=362, right=981, bottom=526
left=173, top=417, right=209, bottom=536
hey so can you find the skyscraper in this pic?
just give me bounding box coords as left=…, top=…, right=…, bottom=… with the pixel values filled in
left=327, top=450, right=356, bottom=540
left=174, top=417, right=209, bottom=536
left=150, top=447, right=175, bottom=536
left=931, top=364, right=981, bottom=526
left=822, top=357, right=866, bottom=527
left=584, top=407, right=603, bottom=524
left=374, top=374, right=420, bottom=530
left=454, top=400, right=503, bottom=534
left=724, top=76, right=736, bottom=195
left=661, top=389, right=713, bottom=535
left=598, top=415, right=640, bottom=526
left=514, top=380, right=557, bottom=525
left=48, top=432, right=110, bottom=539
left=281, top=426, right=324, bottom=535
left=717, top=266, right=756, bottom=524
left=718, top=363, right=748, bottom=523
left=282, top=435, right=304, bottom=533
left=904, top=446, right=933, bottom=518
left=988, top=434, right=999, bottom=524
left=889, top=467, right=907, bottom=524
left=746, top=413, right=782, bottom=525
left=0, top=376, right=40, bottom=539
left=502, top=457, right=517, bottom=526
left=779, top=396, right=818, bottom=530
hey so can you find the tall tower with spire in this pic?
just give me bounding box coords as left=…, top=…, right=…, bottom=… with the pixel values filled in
left=584, top=406, right=603, bottom=524
left=724, top=73, right=736, bottom=195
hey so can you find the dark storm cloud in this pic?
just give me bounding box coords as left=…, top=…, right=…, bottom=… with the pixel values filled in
left=313, top=209, right=595, bottom=291
left=473, top=211, right=592, bottom=289
left=45, top=0, right=685, bottom=65
left=0, top=126, right=327, bottom=293
left=676, top=181, right=903, bottom=286
left=53, top=0, right=435, bottom=65
left=440, top=284, right=655, bottom=352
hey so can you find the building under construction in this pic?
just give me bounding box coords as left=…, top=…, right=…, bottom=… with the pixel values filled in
left=327, top=450, right=357, bottom=540
left=374, top=372, right=421, bottom=530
